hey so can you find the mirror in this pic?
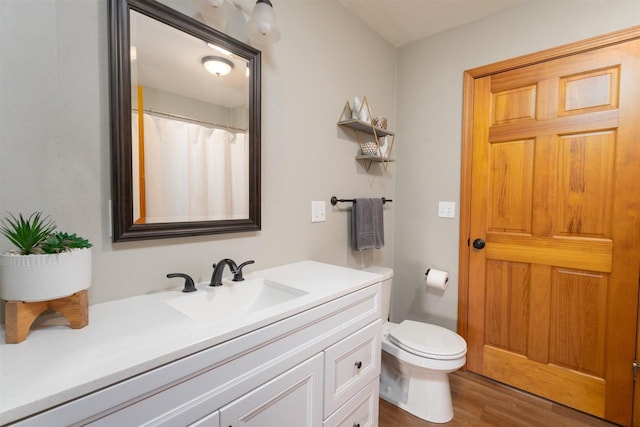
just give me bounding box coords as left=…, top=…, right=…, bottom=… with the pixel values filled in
left=109, top=0, right=261, bottom=242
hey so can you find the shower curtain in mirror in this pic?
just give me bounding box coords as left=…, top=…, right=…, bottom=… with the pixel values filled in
left=132, top=113, right=249, bottom=223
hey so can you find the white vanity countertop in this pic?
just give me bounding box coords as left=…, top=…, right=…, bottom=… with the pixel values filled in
left=0, top=260, right=382, bottom=425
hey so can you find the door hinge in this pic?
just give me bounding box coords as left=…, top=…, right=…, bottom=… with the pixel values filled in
left=634, top=361, right=640, bottom=381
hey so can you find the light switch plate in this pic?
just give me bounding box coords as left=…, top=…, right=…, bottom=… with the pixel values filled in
left=311, top=201, right=326, bottom=223
left=108, top=199, right=112, bottom=237
left=438, top=201, right=456, bottom=218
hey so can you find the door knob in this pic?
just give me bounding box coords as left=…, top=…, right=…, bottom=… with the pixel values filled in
left=472, top=238, right=486, bottom=249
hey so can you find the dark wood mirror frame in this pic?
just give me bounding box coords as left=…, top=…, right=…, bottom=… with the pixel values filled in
left=109, top=0, right=261, bottom=242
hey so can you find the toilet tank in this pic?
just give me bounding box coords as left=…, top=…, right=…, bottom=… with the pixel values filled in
left=363, top=266, right=393, bottom=322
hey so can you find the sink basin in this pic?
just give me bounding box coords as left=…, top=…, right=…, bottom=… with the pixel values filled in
left=165, top=278, right=308, bottom=323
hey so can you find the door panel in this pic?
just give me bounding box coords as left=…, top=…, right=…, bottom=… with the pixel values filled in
left=484, top=260, right=530, bottom=355
left=550, top=268, right=607, bottom=377
left=465, top=36, right=640, bottom=425
left=487, top=139, right=534, bottom=233
left=560, top=67, right=619, bottom=115
left=556, top=131, right=615, bottom=237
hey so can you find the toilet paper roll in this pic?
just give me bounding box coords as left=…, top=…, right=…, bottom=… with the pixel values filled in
left=425, top=268, right=449, bottom=290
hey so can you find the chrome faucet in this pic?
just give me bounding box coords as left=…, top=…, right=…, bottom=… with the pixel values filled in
left=210, top=259, right=238, bottom=287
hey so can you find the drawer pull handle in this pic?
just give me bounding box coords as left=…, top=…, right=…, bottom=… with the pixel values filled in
left=354, top=361, right=362, bottom=369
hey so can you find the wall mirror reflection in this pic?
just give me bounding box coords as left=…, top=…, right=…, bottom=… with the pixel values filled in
left=110, top=0, right=261, bottom=242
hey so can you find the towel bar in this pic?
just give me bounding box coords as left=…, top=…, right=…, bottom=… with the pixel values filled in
left=330, top=196, right=392, bottom=206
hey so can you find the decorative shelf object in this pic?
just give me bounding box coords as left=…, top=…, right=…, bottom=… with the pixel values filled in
left=338, top=96, right=395, bottom=171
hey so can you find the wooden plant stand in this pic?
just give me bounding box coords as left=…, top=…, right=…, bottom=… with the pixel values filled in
left=4, top=289, right=88, bottom=344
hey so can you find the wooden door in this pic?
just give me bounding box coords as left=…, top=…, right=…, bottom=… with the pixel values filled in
left=460, top=29, right=640, bottom=426
left=635, top=319, right=640, bottom=426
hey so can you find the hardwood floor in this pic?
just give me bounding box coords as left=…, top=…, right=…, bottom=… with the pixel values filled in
left=378, top=371, right=619, bottom=426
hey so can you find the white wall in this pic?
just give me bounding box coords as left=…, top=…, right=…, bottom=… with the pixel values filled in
left=393, top=0, right=640, bottom=330
left=4, top=0, right=637, bottom=331
left=0, top=0, right=396, bottom=307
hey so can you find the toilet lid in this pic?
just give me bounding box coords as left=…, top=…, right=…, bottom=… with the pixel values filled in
left=388, top=320, right=467, bottom=360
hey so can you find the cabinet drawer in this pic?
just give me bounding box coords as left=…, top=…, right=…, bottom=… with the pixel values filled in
left=219, top=353, right=323, bottom=427
left=323, top=377, right=379, bottom=427
left=324, top=320, right=381, bottom=417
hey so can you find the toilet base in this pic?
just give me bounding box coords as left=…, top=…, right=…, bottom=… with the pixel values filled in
left=380, top=351, right=455, bottom=423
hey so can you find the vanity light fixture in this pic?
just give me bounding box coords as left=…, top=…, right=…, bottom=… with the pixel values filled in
left=202, top=56, right=234, bottom=76
left=206, top=0, right=224, bottom=7
left=196, top=0, right=281, bottom=44
left=246, top=0, right=281, bottom=44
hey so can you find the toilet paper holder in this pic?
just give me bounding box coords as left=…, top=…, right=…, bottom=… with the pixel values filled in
left=425, top=268, right=448, bottom=279
left=425, top=268, right=449, bottom=290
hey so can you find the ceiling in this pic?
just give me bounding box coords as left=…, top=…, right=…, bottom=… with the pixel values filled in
left=338, top=0, right=525, bottom=47
left=191, top=0, right=525, bottom=48
left=137, top=0, right=526, bottom=109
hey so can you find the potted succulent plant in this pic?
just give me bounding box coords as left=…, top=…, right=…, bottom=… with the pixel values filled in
left=0, top=212, right=92, bottom=302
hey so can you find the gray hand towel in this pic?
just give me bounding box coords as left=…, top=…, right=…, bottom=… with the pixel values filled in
left=352, top=198, right=384, bottom=250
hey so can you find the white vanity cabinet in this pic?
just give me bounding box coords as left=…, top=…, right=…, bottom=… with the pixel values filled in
left=12, top=283, right=381, bottom=427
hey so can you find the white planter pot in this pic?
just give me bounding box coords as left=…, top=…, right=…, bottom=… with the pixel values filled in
left=0, top=248, right=92, bottom=302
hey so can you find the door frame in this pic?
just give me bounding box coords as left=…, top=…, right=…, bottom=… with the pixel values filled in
left=458, top=25, right=640, bottom=340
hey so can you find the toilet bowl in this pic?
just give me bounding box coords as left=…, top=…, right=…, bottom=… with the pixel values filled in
left=363, top=266, right=467, bottom=423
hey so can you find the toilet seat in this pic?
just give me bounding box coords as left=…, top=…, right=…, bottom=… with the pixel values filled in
left=388, top=320, right=467, bottom=360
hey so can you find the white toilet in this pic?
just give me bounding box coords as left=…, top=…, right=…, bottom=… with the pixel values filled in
left=364, top=266, right=467, bottom=423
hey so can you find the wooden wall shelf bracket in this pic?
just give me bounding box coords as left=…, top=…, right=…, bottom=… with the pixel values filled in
left=338, top=97, right=395, bottom=171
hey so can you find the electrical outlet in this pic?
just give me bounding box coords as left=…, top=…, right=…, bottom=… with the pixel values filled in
left=311, top=201, right=326, bottom=223
left=438, top=201, right=456, bottom=218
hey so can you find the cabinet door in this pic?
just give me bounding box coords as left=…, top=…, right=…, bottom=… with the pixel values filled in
left=324, top=320, right=381, bottom=417
left=191, top=410, right=220, bottom=427
left=219, top=354, right=323, bottom=427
